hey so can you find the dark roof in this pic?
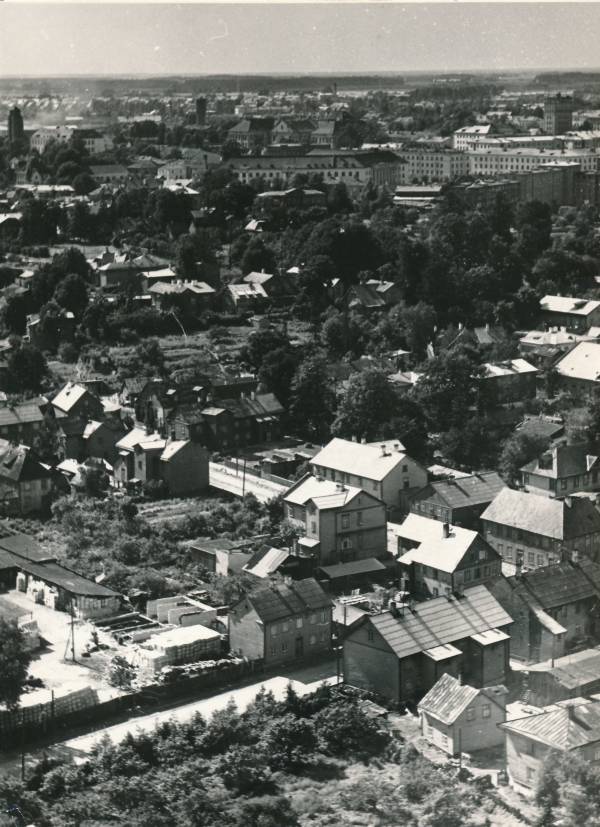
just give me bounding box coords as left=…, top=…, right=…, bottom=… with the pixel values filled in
left=248, top=577, right=331, bottom=623
left=0, top=402, right=44, bottom=428
left=414, top=472, right=505, bottom=510
left=0, top=530, right=55, bottom=563
left=222, top=393, right=284, bottom=420
left=364, top=584, right=512, bottom=661
left=516, top=417, right=565, bottom=442
left=0, top=440, right=51, bottom=483
left=11, top=558, right=119, bottom=597
left=511, top=559, right=600, bottom=609
left=521, top=445, right=600, bottom=479
left=348, top=284, right=387, bottom=309
left=319, top=558, right=387, bottom=579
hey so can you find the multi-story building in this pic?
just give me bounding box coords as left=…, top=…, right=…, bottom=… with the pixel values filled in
left=7, top=106, right=24, bottom=144
left=409, top=471, right=505, bottom=530
left=399, top=148, right=469, bottom=182
left=453, top=124, right=492, bottom=151
left=482, top=359, right=538, bottom=405
left=544, top=93, right=573, bottom=134
left=480, top=488, right=600, bottom=569
left=521, top=444, right=600, bottom=498
left=229, top=578, right=332, bottom=665
left=467, top=148, right=598, bottom=176
left=343, top=584, right=512, bottom=704
left=488, top=558, right=600, bottom=663
left=283, top=474, right=387, bottom=567
left=30, top=125, right=74, bottom=153
left=555, top=341, right=600, bottom=398
left=227, top=118, right=275, bottom=151
left=309, top=438, right=427, bottom=514
left=396, top=514, right=502, bottom=598
left=539, top=295, right=600, bottom=333
left=500, top=698, right=600, bottom=794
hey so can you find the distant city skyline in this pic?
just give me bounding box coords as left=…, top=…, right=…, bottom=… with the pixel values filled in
left=1, top=3, right=599, bottom=77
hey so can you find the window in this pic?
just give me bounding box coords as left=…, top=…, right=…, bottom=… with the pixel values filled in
left=281, top=642, right=288, bottom=653
left=310, top=613, right=317, bottom=624
left=367, top=628, right=374, bottom=642
left=270, top=645, right=277, bottom=656
left=595, top=747, right=600, bottom=761
left=481, top=704, right=491, bottom=718
left=309, top=634, right=317, bottom=645
left=372, top=481, right=378, bottom=492
left=402, top=464, right=408, bottom=473
left=528, top=552, right=535, bottom=565
left=271, top=624, right=279, bottom=637
left=466, top=708, right=476, bottom=721
left=403, top=480, right=410, bottom=489
left=341, top=515, right=349, bottom=529
left=537, top=554, right=544, bottom=567
left=357, top=511, right=363, bottom=526
left=320, top=609, right=327, bottom=623
left=282, top=622, right=289, bottom=632
left=296, top=617, right=303, bottom=628
left=561, top=479, right=568, bottom=490
left=310, top=522, right=317, bottom=534
left=464, top=569, right=472, bottom=582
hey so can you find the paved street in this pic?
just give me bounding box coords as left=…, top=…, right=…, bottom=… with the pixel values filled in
left=0, top=659, right=337, bottom=775
left=209, top=461, right=289, bottom=502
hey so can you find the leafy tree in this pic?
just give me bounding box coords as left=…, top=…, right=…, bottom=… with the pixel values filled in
left=289, top=352, right=336, bottom=441
left=498, top=429, right=550, bottom=485
left=414, top=344, right=487, bottom=430
left=217, top=745, right=271, bottom=794
left=0, top=619, right=31, bottom=710
left=240, top=237, right=277, bottom=276
left=332, top=368, right=401, bottom=442
left=67, top=201, right=93, bottom=241
left=258, top=346, right=299, bottom=407
left=5, top=343, right=47, bottom=392
left=313, top=698, right=390, bottom=756
left=53, top=272, right=89, bottom=316
left=244, top=325, right=290, bottom=371
left=260, top=713, right=317, bottom=770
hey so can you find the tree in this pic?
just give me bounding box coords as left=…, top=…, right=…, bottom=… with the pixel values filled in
left=5, top=343, right=47, bottom=392
left=53, top=273, right=89, bottom=316
left=240, top=238, right=277, bottom=276
left=498, top=430, right=550, bottom=485
left=313, top=698, right=390, bottom=756
left=0, top=619, right=31, bottom=710
left=258, top=346, right=299, bottom=407
left=68, top=201, right=93, bottom=241
left=332, top=369, right=401, bottom=442
left=289, top=352, right=336, bottom=441
left=414, top=344, right=487, bottom=430
left=72, top=172, right=97, bottom=195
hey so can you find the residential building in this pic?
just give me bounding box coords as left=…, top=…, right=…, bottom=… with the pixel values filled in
left=89, top=164, right=129, bottom=184
left=418, top=673, right=508, bottom=756
left=482, top=359, right=538, bottom=405
left=544, top=93, right=573, bottom=134
left=488, top=559, right=600, bottom=662
left=399, top=148, right=469, bottom=182
left=227, top=118, right=275, bottom=151
left=50, top=383, right=104, bottom=422
left=182, top=392, right=284, bottom=450
left=75, top=129, right=113, bottom=155
left=539, top=295, right=600, bottom=332
left=525, top=648, right=600, bottom=707
left=555, top=341, right=600, bottom=397
left=226, top=282, right=269, bottom=313
left=186, top=537, right=255, bottom=577
left=94, top=260, right=140, bottom=289
left=113, top=429, right=209, bottom=495
left=242, top=271, right=295, bottom=302
left=148, top=280, right=216, bottom=312
left=453, top=124, right=493, bottom=151
left=409, top=471, right=506, bottom=529
left=58, top=418, right=126, bottom=465
left=254, top=187, right=327, bottom=211
left=30, top=125, right=74, bottom=153
left=310, top=438, right=428, bottom=513
left=283, top=474, right=387, bottom=567
left=271, top=118, right=316, bottom=145
left=480, top=488, right=600, bottom=569
left=0, top=401, right=45, bottom=447
left=157, top=152, right=220, bottom=182
left=343, top=584, right=512, bottom=704
left=229, top=578, right=333, bottom=665
left=500, top=698, right=600, bottom=794
left=521, top=444, right=600, bottom=498
left=467, top=148, right=598, bottom=176
left=396, top=515, right=502, bottom=598
left=0, top=441, right=53, bottom=514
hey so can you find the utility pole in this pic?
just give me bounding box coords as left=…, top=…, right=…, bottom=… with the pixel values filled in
left=241, top=457, right=247, bottom=497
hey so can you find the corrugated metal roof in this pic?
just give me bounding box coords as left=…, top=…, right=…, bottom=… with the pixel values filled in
left=501, top=699, right=600, bottom=750
left=248, top=578, right=332, bottom=623
left=513, top=559, right=600, bottom=609
left=366, top=584, right=512, bottom=661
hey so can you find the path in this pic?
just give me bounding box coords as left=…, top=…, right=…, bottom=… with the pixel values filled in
left=209, top=461, right=288, bottom=502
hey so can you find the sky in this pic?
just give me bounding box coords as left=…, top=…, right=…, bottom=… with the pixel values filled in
left=1, top=3, right=600, bottom=77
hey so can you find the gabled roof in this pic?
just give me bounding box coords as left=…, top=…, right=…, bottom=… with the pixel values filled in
left=51, top=383, right=90, bottom=413
left=541, top=295, right=600, bottom=316
left=509, top=559, right=600, bottom=609
left=160, top=440, right=188, bottom=462
left=0, top=402, right=44, bottom=427
left=311, top=437, right=411, bottom=482
left=364, top=584, right=512, bottom=661
left=500, top=699, right=600, bottom=750
left=481, top=487, right=600, bottom=540
left=521, top=444, right=600, bottom=479
left=284, top=473, right=363, bottom=510
left=483, top=359, right=538, bottom=377
left=116, top=427, right=164, bottom=453
left=412, top=472, right=506, bottom=510
left=555, top=342, right=600, bottom=383
left=398, top=519, right=497, bottom=575
left=0, top=440, right=51, bottom=483
left=246, top=577, right=332, bottom=623
left=418, top=673, right=507, bottom=724
left=244, top=546, right=290, bottom=579
left=528, top=648, right=600, bottom=689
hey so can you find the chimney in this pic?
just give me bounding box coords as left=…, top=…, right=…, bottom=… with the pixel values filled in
left=572, top=548, right=580, bottom=565
left=380, top=444, right=387, bottom=457
left=457, top=672, right=462, bottom=686
left=442, top=522, right=450, bottom=538
left=361, top=437, right=367, bottom=444
left=515, top=560, right=523, bottom=579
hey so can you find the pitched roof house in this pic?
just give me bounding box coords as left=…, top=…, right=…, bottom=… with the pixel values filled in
left=284, top=473, right=387, bottom=567
left=0, top=440, right=53, bottom=514
left=50, top=383, right=104, bottom=422
left=343, top=584, right=512, bottom=703
left=310, top=437, right=428, bottom=512
left=555, top=341, right=600, bottom=396
left=396, top=514, right=502, bottom=598
left=409, top=471, right=506, bottom=529
left=500, top=698, right=600, bottom=793
left=481, top=488, right=600, bottom=570
left=229, top=578, right=333, bottom=665
left=521, top=444, right=600, bottom=498
left=540, top=295, right=600, bottom=332
left=418, top=673, right=508, bottom=756
left=488, top=558, right=600, bottom=663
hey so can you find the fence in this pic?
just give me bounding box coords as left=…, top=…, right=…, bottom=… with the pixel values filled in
left=220, top=458, right=291, bottom=489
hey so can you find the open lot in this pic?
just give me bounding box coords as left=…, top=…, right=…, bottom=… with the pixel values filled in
left=0, top=593, right=29, bottom=622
